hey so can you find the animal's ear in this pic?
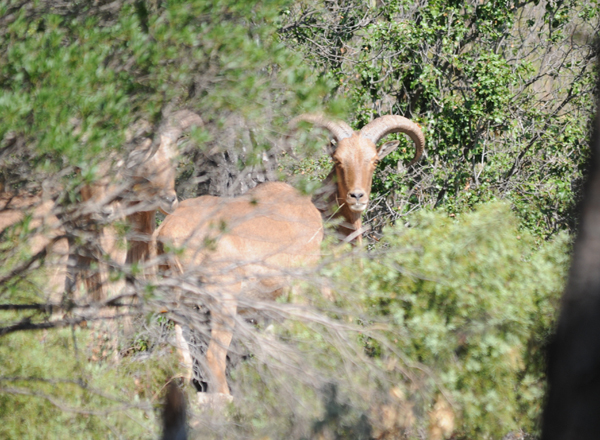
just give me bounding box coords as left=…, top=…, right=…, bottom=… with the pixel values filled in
left=377, top=140, right=400, bottom=160
left=327, top=138, right=337, bottom=156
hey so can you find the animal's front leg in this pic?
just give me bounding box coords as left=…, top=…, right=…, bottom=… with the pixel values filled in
left=101, top=222, right=127, bottom=299
left=174, top=324, right=194, bottom=382
left=205, top=289, right=238, bottom=396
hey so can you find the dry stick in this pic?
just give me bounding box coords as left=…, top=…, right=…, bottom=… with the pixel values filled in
left=0, top=376, right=149, bottom=408
left=0, top=386, right=151, bottom=416
left=0, top=292, right=138, bottom=311
left=0, top=312, right=134, bottom=337
left=0, top=234, right=66, bottom=286
left=343, top=225, right=371, bottom=243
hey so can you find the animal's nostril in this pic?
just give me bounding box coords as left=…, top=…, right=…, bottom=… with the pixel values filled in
left=349, top=191, right=365, bottom=201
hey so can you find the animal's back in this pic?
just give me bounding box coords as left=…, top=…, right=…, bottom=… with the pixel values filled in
left=156, top=182, right=323, bottom=293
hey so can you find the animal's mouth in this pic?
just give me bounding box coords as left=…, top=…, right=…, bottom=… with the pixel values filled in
left=159, top=200, right=179, bottom=215
left=348, top=202, right=368, bottom=213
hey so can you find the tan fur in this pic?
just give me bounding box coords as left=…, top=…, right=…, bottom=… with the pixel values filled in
left=156, top=181, right=323, bottom=395
left=126, top=209, right=156, bottom=266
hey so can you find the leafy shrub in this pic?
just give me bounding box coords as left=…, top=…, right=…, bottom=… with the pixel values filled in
left=0, top=322, right=182, bottom=439
left=358, top=202, right=567, bottom=438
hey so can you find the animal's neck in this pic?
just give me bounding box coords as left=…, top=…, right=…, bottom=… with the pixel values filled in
left=313, top=168, right=364, bottom=244
left=126, top=209, right=156, bottom=267
left=338, top=199, right=363, bottom=245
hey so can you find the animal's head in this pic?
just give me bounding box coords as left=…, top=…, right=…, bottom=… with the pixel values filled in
left=128, top=138, right=179, bottom=214
left=127, top=110, right=203, bottom=214
left=291, top=114, right=424, bottom=214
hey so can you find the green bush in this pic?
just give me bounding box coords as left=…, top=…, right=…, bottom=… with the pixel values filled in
left=358, top=202, right=568, bottom=437
left=0, top=322, right=182, bottom=439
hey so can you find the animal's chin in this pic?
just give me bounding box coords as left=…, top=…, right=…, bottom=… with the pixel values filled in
left=158, top=201, right=178, bottom=216
left=348, top=203, right=367, bottom=213
left=159, top=205, right=177, bottom=216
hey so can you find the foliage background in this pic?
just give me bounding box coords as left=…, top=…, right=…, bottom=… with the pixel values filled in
left=282, top=0, right=599, bottom=240
left=0, top=0, right=596, bottom=438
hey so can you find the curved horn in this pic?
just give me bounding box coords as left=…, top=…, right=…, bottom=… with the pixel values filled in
left=290, top=113, right=354, bottom=142
left=360, top=115, right=425, bottom=165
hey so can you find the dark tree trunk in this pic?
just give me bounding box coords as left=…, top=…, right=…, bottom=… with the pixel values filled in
left=542, top=44, right=600, bottom=440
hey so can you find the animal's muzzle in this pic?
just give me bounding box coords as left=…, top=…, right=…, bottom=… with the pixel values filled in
left=160, top=194, right=179, bottom=214
left=346, top=189, right=368, bottom=212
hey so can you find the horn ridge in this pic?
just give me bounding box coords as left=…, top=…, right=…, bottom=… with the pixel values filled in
left=290, top=113, right=354, bottom=142
left=360, top=115, right=425, bottom=165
